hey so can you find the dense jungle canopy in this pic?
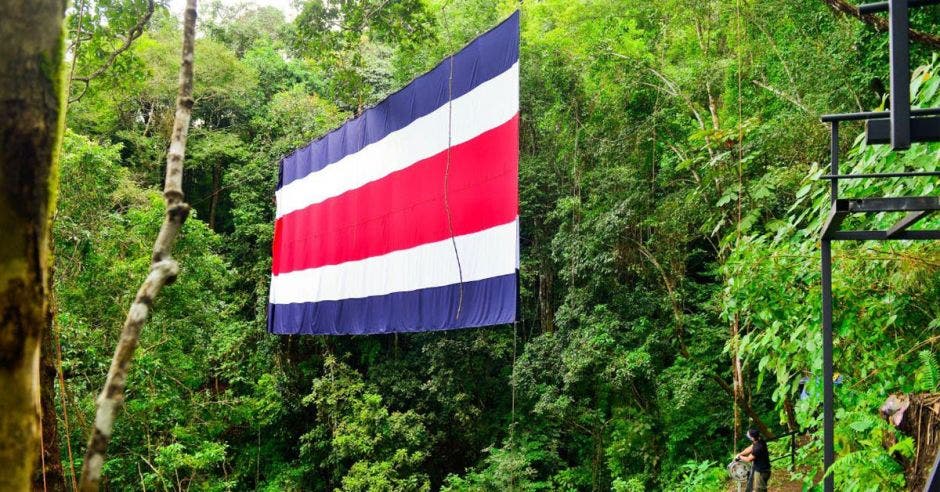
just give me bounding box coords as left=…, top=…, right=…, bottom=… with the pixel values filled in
left=11, top=0, right=940, bottom=489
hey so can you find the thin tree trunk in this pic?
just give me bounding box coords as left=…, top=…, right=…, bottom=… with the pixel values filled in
left=0, top=1, right=67, bottom=490
left=784, top=397, right=798, bottom=432
left=706, top=80, right=721, bottom=132
left=35, top=237, right=67, bottom=492
left=78, top=2, right=197, bottom=489
left=708, top=373, right=775, bottom=440
left=35, top=299, right=66, bottom=492
left=538, top=256, right=554, bottom=333
left=731, top=313, right=744, bottom=444
left=209, top=161, right=220, bottom=230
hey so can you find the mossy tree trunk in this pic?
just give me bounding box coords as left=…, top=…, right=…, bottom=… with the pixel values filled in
left=0, top=0, right=67, bottom=490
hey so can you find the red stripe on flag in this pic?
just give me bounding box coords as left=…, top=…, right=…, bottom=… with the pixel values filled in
left=272, top=114, right=518, bottom=276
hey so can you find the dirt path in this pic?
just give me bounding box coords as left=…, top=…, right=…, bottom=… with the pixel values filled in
left=727, top=469, right=807, bottom=491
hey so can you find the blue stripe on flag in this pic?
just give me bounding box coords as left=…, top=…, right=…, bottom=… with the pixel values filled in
left=267, top=273, right=517, bottom=335
left=277, top=11, right=520, bottom=189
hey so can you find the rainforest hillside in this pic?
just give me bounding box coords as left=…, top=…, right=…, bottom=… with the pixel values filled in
left=33, top=0, right=940, bottom=489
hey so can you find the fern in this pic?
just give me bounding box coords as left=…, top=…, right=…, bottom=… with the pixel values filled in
left=918, top=350, right=940, bottom=390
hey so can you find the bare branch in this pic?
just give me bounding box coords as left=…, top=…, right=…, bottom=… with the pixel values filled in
left=66, top=0, right=88, bottom=92
left=752, top=78, right=813, bottom=114
left=78, top=1, right=197, bottom=490
left=646, top=67, right=707, bottom=130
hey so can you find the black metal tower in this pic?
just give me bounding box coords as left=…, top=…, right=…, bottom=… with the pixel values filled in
left=818, top=1, right=940, bottom=491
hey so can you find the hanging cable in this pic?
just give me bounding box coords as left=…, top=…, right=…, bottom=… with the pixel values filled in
left=732, top=0, right=746, bottom=449
left=441, top=1, right=465, bottom=320
left=510, top=319, right=517, bottom=491
left=511, top=320, right=517, bottom=440
left=736, top=0, right=744, bottom=239
left=53, top=304, right=79, bottom=491
left=38, top=407, right=47, bottom=492
left=512, top=0, right=524, bottom=434
left=511, top=8, right=522, bottom=489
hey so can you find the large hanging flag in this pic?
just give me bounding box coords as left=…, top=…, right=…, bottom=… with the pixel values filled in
left=268, top=12, right=520, bottom=335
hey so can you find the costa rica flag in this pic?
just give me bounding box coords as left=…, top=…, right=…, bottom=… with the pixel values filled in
left=268, top=12, right=520, bottom=335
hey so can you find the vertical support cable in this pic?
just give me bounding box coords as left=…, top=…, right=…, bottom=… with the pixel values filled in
left=510, top=7, right=522, bottom=489
left=735, top=0, right=744, bottom=239
left=509, top=319, right=517, bottom=492
left=54, top=312, right=79, bottom=491
left=733, top=0, right=745, bottom=451
left=511, top=320, right=517, bottom=439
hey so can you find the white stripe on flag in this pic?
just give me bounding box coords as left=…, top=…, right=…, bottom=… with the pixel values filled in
left=269, top=219, right=519, bottom=304
left=275, top=63, right=520, bottom=219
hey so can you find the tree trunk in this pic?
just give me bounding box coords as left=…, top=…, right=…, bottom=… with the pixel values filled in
left=708, top=373, right=775, bottom=441
left=784, top=397, right=798, bottom=432
left=209, top=161, right=220, bottom=230
left=731, top=313, right=744, bottom=443
left=0, top=1, right=67, bottom=490
left=35, top=309, right=66, bottom=492
left=538, top=257, right=554, bottom=333
left=35, top=238, right=66, bottom=492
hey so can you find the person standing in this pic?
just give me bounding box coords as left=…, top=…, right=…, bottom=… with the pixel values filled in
left=736, top=428, right=771, bottom=491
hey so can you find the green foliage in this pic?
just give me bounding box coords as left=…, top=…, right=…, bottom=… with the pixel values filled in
left=291, top=0, right=435, bottom=110
left=55, top=131, right=251, bottom=490
left=668, top=460, right=726, bottom=492
left=299, top=357, right=431, bottom=490
left=724, top=58, right=940, bottom=489
left=202, top=1, right=289, bottom=57
left=917, top=350, right=940, bottom=391
left=55, top=1, right=939, bottom=490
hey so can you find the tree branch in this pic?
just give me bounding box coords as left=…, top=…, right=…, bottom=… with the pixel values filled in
left=707, top=372, right=776, bottom=440
left=821, top=0, right=940, bottom=50
left=69, top=0, right=155, bottom=104
left=752, top=78, right=813, bottom=114
left=78, top=1, right=197, bottom=489
left=645, top=66, right=707, bottom=130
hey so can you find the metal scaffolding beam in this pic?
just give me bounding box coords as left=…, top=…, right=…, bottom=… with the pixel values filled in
left=816, top=2, right=939, bottom=490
